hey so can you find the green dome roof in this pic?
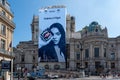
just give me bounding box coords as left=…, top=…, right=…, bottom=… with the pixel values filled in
left=88, top=21, right=98, bottom=32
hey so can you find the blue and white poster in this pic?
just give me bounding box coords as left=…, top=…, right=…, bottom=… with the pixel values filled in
left=38, top=6, right=66, bottom=62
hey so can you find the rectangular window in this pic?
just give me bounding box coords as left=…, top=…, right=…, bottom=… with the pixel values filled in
left=67, top=62, right=69, bottom=68
left=94, top=48, right=99, bottom=57
left=105, top=62, right=107, bottom=68
left=85, top=62, right=88, bottom=68
left=111, top=53, right=115, bottom=60
left=21, top=55, right=24, bottom=62
left=76, top=63, right=80, bottom=68
left=77, top=44, right=79, bottom=48
left=76, top=53, right=80, bottom=60
left=0, top=24, right=6, bottom=36
left=1, top=10, right=6, bottom=16
left=111, top=62, right=115, bottom=68
left=1, top=39, right=5, bottom=50
left=104, top=48, right=106, bottom=57
left=85, top=49, right=89, bottom=58
left=32, top=56, right=35, bottom=62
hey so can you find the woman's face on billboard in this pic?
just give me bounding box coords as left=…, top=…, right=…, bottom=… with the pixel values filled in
left=51, top=27, right=61, bottom=45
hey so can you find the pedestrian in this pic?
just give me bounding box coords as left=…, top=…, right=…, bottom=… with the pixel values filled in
left=24, top=68, right=28, bottom=80
left=18, top=73, right=20, bottom=80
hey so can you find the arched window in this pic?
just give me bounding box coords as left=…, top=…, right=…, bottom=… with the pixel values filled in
left=95, top=29, right=98, bottom=32
left=44, top=64, right=49, bottom=69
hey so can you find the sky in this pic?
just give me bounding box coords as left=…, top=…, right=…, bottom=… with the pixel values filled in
left=8, top=0, right=120, bottom=47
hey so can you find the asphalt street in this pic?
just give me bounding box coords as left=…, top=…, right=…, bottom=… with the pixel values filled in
left=13, top=76, right=120, bottom=80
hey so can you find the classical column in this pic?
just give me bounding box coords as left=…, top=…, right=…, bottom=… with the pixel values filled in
left=89, top=43, right=94, bottom=71
left=100, top=42, right=104, bottom=58
left=89, top=43, right=93, bottom=59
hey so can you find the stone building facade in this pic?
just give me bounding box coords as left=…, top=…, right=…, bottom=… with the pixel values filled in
left=68, top=21, right=120, bottom=75
left=13, top=16, right=38, bottom=71
left=14, top=14, right=120, bottom=74
left=0, top=0, right=15, bottom=79
left=13, top=14, right=75, bottom=71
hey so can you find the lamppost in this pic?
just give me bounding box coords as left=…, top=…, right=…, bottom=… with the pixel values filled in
left=17, top=67, right=21, bottom=80
left=80, top=42, right=83, bottom=67
left=79, top=42, right=85, bottom=77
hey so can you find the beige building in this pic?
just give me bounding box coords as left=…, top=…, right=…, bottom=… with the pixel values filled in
left=0, top=0, right=15, bottom=79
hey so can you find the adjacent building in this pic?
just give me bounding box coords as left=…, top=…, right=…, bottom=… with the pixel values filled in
left=13, top=16, right=38, bottom=72
left=0, top=0, right=15, bottom=78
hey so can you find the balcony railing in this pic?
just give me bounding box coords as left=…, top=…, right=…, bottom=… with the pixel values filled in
left=83, top=57, right=108, bottom=61
left=83, top=57, right=90, bottom=60
left=0, top=48, right=15, bottom=57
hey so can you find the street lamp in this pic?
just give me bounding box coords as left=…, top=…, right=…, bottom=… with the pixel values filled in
left=79, top=42, right=85, bottom=77
left=80, top=42, right=83, bottom=68
left=17, top=67, right=21, bottom=80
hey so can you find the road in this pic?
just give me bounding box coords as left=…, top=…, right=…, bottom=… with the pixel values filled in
left=13, top=76, right=120, bottom=80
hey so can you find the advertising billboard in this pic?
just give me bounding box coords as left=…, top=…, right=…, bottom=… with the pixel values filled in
left=38, top=6, right=66, bottom=62
left=1, top=60, right=11, bottom=71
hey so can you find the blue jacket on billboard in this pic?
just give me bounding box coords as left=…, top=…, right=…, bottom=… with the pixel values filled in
left=39, top=23, right=66, bottom=62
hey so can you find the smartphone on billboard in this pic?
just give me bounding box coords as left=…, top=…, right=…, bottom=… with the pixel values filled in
left=40, top=28, right=53, bottom=42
